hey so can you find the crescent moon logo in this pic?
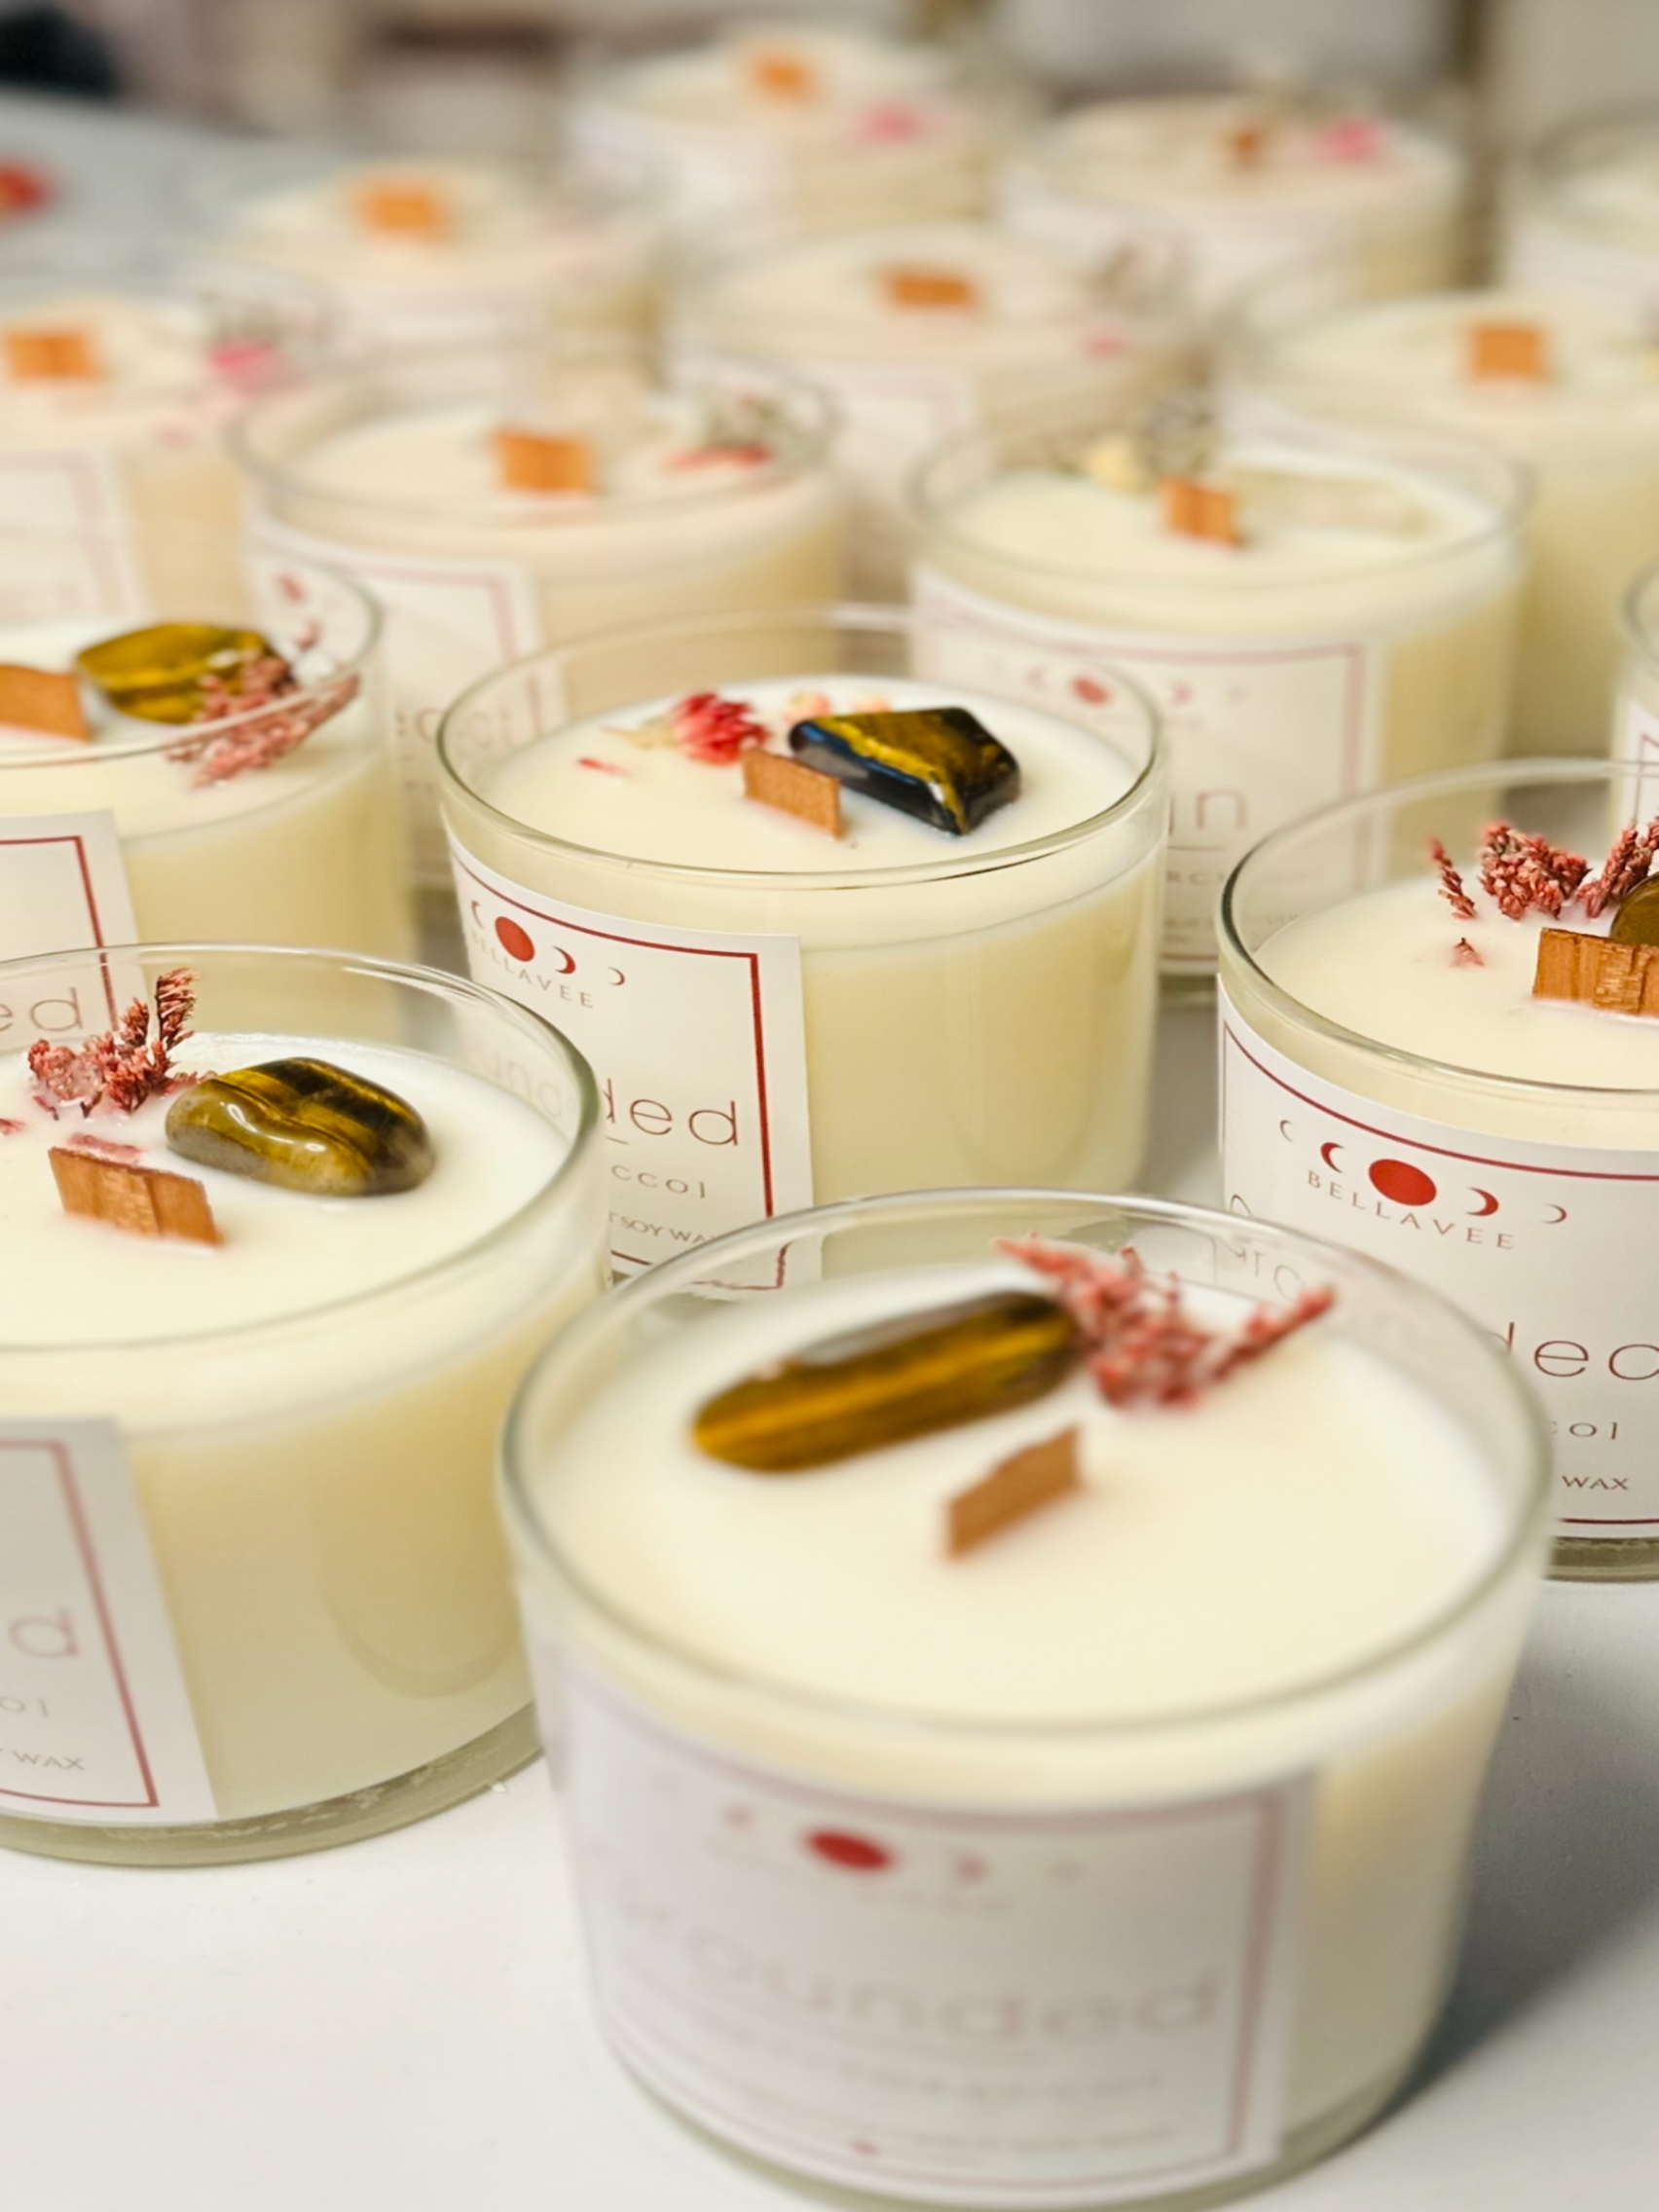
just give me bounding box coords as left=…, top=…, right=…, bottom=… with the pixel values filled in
left=1468, top=1189, right=1499, bottom=1217
left=1278, top=1118, right=1296, bottom=1142
left=1320, top=1140, right=1345, bottom=1170
left=470, top=900, right=485, bottom=927
left=548, top=944, right=576, bottom=977
left=607, top=966, right=626, bottom=987
left=1542, top=1203, right=1568, bottom=1225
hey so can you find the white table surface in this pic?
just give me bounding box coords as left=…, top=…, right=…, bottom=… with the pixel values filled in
left=2, top=90, right=1656, bottom=2212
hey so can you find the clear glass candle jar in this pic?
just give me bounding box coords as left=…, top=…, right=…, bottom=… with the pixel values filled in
left=502, top=1188, right=1549, bottom=2211
left=1504, top=102, right=1659, bottom=309
left=912, top=396, right=1530, bottom=980
left=183, top=143, right=664, bottom=352
left=1613, top=562, right=1659, bottom=773
left=232, top=340, right=842, bottom=877
left=1219, top=757, right=1659, bottom=1582
left=1223, top=268, right=1659, bottom=756
left=0, top=527, right=411, bottom=962
left=0, top=941, right=605, bottom=1865
left=998, top=92, right=1468, bottom=320
left=437, top=604, right=1165, bottom=1277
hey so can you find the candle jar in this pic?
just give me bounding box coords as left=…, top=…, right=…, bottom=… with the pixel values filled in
left=1219, top=758, right=1659, bottom=1582
left=568, top=22, right=1014, bottom=243
left=998, top=92, right=1467, bottom=321
left=0, top=941, right=605, bottom=1864
left=437, top=604, right=1164, bottom=1278
left=912, top=397, right=1529, bottom=981
left=1613, top=563, right=1659, bottom=773
left=185, top=145, right=663, bottom=351
left=502, top=1187, right=1549, bottom=2211
left=1504, top=102, right=1659, bottom=310
left=232, top=340, right=841, bottom=877
left=0, top=528, right=412, bottom=962
left=1224, top=271, right=1659, bottom=756
left=677, top=218, right=1198, bottom=596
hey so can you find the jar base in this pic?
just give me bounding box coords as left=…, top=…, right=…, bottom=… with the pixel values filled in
left=0, top=1706, right=539, bottom=1868
left=1550, top=1533, right=1659, bottom=1581
left=627, top=2042, right=1419, bottom=2211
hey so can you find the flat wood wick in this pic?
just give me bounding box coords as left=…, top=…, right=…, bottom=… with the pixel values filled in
left=354, top=182, right=449, bottom=240
left=1228, top=119, right=1272, bottom=168
left=4, top=326, right=100, bottom=382
left=1161, top=476, right=1240, bottom=546
left=946, top=1427, right=1082, bottom=1558
left=50, top=1147, right=220, bottom=1244
left=494, top=427, right=595, bottom=495
left=747, top=48, right=815, bottom=99
left=742, top=750, right=842, bottom=837
left=0, top=664, right=89, bottom=739
left=883, top=266, right=979, bottom=311
left=1534, top=926, right=1659, bottom=1017
left=1468, top=321, right=1550, bottom=384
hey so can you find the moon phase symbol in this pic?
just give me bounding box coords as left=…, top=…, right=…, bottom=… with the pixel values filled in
left=1320, top=1140, right=1345, bottom=1170
left=1468, top=1189, right=1499, bottom=1217
left=1542, top=1202, right=1568, bottom=1225
left=1277, top=1117, right=1296, bottom=1142
left=546, top=943, right=576, bottom=976
left=607, top=966, right=626, bottom=987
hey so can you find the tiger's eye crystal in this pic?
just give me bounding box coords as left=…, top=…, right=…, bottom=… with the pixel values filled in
left=165, top=1058, right=435, bottom=1197
left=77, top=623, right=275, bottom=724
left=1610, top=875, right=1659, bottom=948
left=692, top=1290, right=1079, bottom=1473
left=789, top=706, right=1020, bottom=835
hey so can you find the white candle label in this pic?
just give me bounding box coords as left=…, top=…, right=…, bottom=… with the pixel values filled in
left=0, top=810, right=138, bottom=964
left=571, top=103, right=793, bottom=234
left=0, top=447, right=132, bottom=537
left=450, top=838, right=814, bottom=1285
left=560, top=1667, right=1309, bottom=2208
left=1614, top=689, right=1659, bottom=811
left=251, top=510, right=545, bottom=872
left=763, top=355, right=977, bottom=518
left=913, top=567, right=1382, bottom=971
left=1221, top=992, right=1659, bottom=1535
left=0, top=1422, right=214, bottom=1825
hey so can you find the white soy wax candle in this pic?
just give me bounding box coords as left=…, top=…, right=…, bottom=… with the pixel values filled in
left=191, top=147, right=662, bottom=351
left=502, top=1189, right=1548, bottom=2211
left=0, top=529, right=411, bottom=964
left=1505, top=102, right=1659, bottom=310
left=999, top=94, right=1467, bottom=320
left=677, top=219, right=1198, bottom=593
left=0, top=942, right=604, bottom=1865
left=1219, top=757, right=1659, bottom=1581
left=233, top=342, right=841, bottom=876
left=437, top=607, right=1164, bottom=1278
left=568, top=21, right=1009, bottom=241
left=913, top=402, right=1528, bottom=977
left=1225, top=279, right=1659, bottom=756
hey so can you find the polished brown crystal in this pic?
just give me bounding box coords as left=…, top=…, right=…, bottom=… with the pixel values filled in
left=165, top=1057, right=436, bottom=1197
left=789, top=706, right=1020, bottom=835
left=77, top=623, right=275, bottom=725
left=692, top=1290, right=1080, bottom=1473
left=1610, top=875, right=1659, bottom=947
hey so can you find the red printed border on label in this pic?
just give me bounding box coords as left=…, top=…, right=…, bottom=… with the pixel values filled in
left=574, top=1669, right=1294, bottom=2195
left=0, top=1438, right=164, bottom=1810
left=0, top=828, right=124, bottom=1020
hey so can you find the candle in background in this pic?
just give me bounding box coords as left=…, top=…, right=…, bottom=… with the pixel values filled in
left=677, top=219, right=1198, bottom=594
left=1615, top=564, right=1659, bottom=778
left=1504, top=102, right=1659, bottom=310
left=233, top=342, right=842, bottom=877
left=437, top=607, right=1164, bottom=1277
left=1225, top=279, right=1659, bottom=756
left=999, top=93, right=1467, bottom=320
left=912, top=399, right=1528, bottom=977
left=0, top=943, right=605, bottom=1865
left=501, top=1189, right=1548, bottom=2210
left=568, top=21, right=1013, bottom=242
left=189, top=148, right=663, bottom=351
left=1220, top=757, right=1659, bottom=1582
left=0, top=530, right=411, bottom=961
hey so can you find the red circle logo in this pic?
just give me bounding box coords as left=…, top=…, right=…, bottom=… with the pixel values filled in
left=805, top=1830, right=894, bottom=1873
left=495, top=917, right=535, bottom=963
left=1369, top=1159, right=1437, bottom=1207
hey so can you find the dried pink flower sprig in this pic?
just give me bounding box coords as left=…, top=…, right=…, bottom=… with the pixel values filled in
left=28, top=968, right=201, bottom=1119
left=613, top=688, right=895, bottom=767
left=997, top=1236, right=1335, bottom=1410
left=1432, top=814, right=1659, bottom=935
left=166, top=648, right=359, bottom=789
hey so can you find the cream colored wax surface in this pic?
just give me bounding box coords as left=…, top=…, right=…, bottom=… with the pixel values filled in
left=571, top=22, right=1000, bottom=239
left=0, top=1032, right=588, bottom=1822
left=1000, top=96, right=1464, bottom=314
left=527, top=1254, right=1529, bottom=2145
left=918, top=439, right=1523, bottom=970
left=213, top=161, right=657, bottom=347
left=0, top=614, right=410, bottom=958
left=1235, top=288, right=1659, bottom=753
left=467, top=673, right=1161, bottom=1199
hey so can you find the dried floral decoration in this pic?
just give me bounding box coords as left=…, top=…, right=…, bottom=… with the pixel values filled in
left=1431, top=814, right=1659, bottom=959
left=28, top=968, right=200, bottom=1119
left=165, top=644, right=359, bottom=789
left=997, top=1237, right=1334, bottom=1410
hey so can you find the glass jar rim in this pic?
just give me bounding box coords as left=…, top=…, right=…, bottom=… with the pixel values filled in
left=0, top=545, right=382, bottom=768
left=501, top=1185, right=1551, bottom=1746
left=0, top=940, right=600, bottom=1356
left=1220, top=756, right=1659, bottom=1105
left=436, top=597, right=1165, bottom=891
left=228, top=338, right=840, bottom=528
left=909, top=393, right=1534, bottom=594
